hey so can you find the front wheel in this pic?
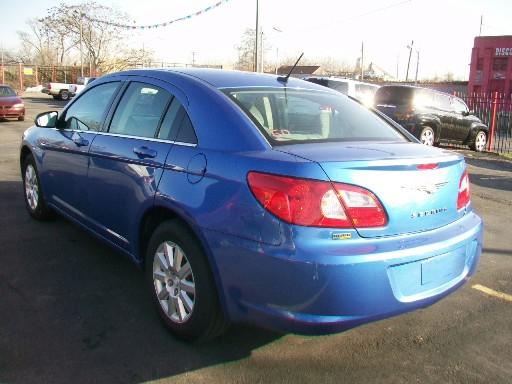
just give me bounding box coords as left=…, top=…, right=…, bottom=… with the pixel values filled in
left=145, top=220, right=228, bottom=342
left=22, top=155, right=53, bottom=220
left=419, top=126, right=435, bottom=146
left=469, top=130, right=487, bottom=152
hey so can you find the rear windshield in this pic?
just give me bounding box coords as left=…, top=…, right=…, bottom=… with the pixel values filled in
left=0, top=86, right=16, bottom=97
left=223, top=87, right=408, bottom=145
left=375, top=87, right=415, bottom=106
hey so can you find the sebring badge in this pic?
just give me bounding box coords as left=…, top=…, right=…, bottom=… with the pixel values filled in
left=410, top=207, right=448, bottom=219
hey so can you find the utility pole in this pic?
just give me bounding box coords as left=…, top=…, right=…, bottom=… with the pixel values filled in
left=479, top=15, right=483, bottom=36
left=406, top=40, right=413, bottom=82
left=275, top=47, right=279, bottom=75
left=361, top=41, right=364, bottom=81
left=259, top=30, right=264, bottom=72
left=1, top=42, right=4, bottom=84
left=192, top=51, right=196, bottom=66
left=396, top=53, right=399, bottom=80
left=414, top=50, right=420, bottom=85
left=254, top=0, right=259, bottom=72
left=79, top=12, right=84, bottom=77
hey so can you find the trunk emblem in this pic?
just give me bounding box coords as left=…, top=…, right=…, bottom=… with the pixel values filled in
left=401, top=181, right=448, bottom=195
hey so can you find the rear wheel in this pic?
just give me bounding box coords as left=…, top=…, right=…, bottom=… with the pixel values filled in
left=419, top=126, right=435, bottom=146
left=470, top=130, right=487, bottom=152
left=60, top=90, right=70, bottom=101
left=145, top=220, right=228, bottom=342
left=22, top=154, right=53, bottom=220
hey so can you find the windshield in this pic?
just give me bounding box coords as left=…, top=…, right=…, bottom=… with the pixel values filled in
left=223, top=87, right=407, bottom=145
left=0, top=86, right=16, bottom=97
left=375, top=87, right=415, bottom=106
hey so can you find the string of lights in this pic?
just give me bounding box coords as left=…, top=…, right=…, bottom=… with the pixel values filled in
left=83, top=0, right=230, bottom=30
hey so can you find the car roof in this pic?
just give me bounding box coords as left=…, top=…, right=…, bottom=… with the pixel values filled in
left=109, top=68, right=331, bottom=92
left=304, top=76, right=378, bottom=87
left=376, top=85, right=466, bottom=104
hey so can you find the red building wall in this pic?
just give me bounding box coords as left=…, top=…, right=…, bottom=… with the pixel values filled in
left=468, top=35, right=512, bottom=96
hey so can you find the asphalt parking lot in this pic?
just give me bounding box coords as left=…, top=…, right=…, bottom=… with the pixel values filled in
left=1, top=95, right=511, bottom=384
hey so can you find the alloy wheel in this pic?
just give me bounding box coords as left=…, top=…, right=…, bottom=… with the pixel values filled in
left=24, top=164, right=39, bottom=211
left=420, top=127, right=435, bottom=146
left=153, top=241, right=196, bottom=324
left=475, top=131, right=487, bottom=152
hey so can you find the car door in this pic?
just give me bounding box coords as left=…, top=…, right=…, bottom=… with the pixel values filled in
left=38, top=81, right=121, bottom=220
left=86, top=79, right=183, bottom=253
left=451, top=97, right=472, bottom=141
left=433, top=93, right=455, bottom=140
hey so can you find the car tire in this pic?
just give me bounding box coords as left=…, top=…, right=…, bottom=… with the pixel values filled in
left=22, top=154, right=53, bottom=220
left=469, top=130, right=487, bottom=152
left=145, top=220, right=228, bottom=342
left=60, top=90, right=70, bottom=101
left=18, top=116, right=25, bottom=121
left=419, top=126, right=435, bottom=146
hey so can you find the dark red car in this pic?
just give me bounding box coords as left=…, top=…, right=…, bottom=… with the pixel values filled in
left=0, top=85, right=25, bottom=121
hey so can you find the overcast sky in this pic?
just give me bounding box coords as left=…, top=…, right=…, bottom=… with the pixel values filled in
left=1, top=0, right=512, bottom=80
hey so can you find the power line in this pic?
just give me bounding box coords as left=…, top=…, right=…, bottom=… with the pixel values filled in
left=287, top=0, right=413, bottom=35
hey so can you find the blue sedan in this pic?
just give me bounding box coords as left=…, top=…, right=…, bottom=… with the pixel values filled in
left=20, top=69, right=482, bottom=341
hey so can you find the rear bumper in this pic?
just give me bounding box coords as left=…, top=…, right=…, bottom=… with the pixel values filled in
left=204, top=211, right=482, bottom=334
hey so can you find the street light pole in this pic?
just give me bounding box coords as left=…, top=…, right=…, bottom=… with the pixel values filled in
left=361, top=41, right=364, bottom=81
left=414, top=50, right=420, bottom=84
left=254, top=0, right=259, bottom=72
left=406, top=40, right=413, bottom=82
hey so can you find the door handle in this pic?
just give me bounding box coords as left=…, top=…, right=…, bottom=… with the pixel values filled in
left=133, top=146, right=157, bottom=159
left=71, top=132, right=89, bottom=147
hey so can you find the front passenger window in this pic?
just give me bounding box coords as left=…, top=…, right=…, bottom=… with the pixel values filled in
left=64, top=82, right=120, bottom=131
left=452, top=99, right=468, bottom=114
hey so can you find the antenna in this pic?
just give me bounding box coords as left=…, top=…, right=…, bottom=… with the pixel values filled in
left=277, top=52, right=304, bottom=83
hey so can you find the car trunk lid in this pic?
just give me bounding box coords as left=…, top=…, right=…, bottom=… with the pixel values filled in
left=276, top=142, right=467, bottom=238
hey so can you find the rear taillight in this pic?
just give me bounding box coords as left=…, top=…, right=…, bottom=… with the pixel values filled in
left=247, top=172, right=387, bottom=228
left=457, top=169, right=470, bottom=210
left=47, top=83, right=51, bottom=90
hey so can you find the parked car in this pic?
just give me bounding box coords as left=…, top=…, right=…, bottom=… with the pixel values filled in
left=68, top=76, right=97, bottom=97
left=21, top=69, right=482, bottom=341
left=0, top=84, right=25, bottom=121
left=304, top=77, right=379, bottom=106
left=41, top=82, right=72, bottom=100
left=374, top=85, right=488, bottom=151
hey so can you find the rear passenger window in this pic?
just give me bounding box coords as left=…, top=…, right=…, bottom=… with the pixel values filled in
left=157, top=98, right=181, bottom=140
left=175, top=111, right=198, bottom=144
left=109, top=82, right=171, bottom=138
left=157, top=101, right=198, bottom=144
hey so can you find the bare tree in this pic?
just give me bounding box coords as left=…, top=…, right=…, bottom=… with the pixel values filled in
left=235, top=28, right=256, bottom=72
left=18, top=2, right=149, bottom=74
left=42, top=2, right=130, bottom=73
left=234, top=28, right=274, bottom=72
left=16, top=20, right=55, bottom=65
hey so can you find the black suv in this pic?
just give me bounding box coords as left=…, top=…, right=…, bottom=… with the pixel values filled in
left=374, top=85, right=488, bottom=151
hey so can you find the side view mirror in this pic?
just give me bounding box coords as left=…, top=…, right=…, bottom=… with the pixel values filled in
left=461, top=110, right=470, bottom=117
left=35, top=111, right=59, bottom=128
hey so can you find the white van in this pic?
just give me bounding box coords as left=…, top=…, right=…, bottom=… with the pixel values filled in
left=304, top=77, right=379, bottom=107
